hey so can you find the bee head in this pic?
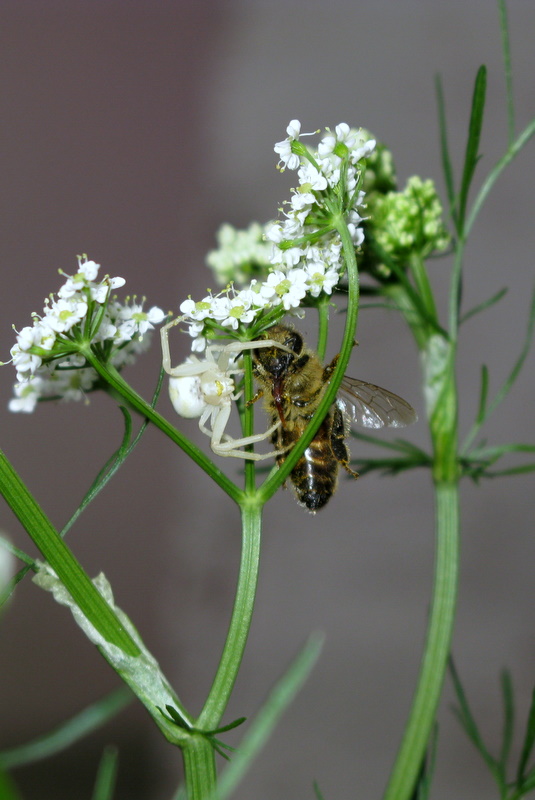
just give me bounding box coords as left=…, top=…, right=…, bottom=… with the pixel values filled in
left=253, top=325, right=304, bottom=379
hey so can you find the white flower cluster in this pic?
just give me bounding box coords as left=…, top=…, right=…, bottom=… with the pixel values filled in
left=181, top=120, right=375, bottom=351
left=8, top=256, right=165, bottom=413
left=206, top=222, right=272, bottom=286
left=270, top=120, right=375, bottom=252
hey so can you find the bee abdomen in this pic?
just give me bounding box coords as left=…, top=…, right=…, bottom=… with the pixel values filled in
left=289, top=419, right=339, bottom=511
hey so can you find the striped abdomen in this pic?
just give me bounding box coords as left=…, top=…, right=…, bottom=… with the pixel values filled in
left=275, top=413, right=340, bottom=512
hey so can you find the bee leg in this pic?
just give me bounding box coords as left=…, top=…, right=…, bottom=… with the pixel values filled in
left=323, top=353, right=340, bottom=381
left=246, top=388, right=264, bottom=408
left=330, top=404, right=359, bottom=480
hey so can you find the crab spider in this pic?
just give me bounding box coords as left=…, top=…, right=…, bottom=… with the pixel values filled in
left=160, top=317, right=289, bottom=460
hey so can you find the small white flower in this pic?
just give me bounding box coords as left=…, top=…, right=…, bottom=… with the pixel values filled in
left=286, top=119, right=301, bottom=139
left=274, top=119, right=302, bottom=171
left=129, top=305, right=165, bottom=335
left=8, top=378, right=43, bottom=413
left=187, top=321, right=205, bottom=340
left=260, top=268, right=308, bottom=311
left=348, top=223, right=365, bottom=247
left=318, top=131, right=337, bottom=159
left=265, top=222, right=284, bottom=244
left=350, top=138, right=376, bottom=164
left=206, top=295, right=231, bottom=321
left=282, top=268, right=309, bottom=309
left=90, top=276, right=125, bottom=304
left=219, top=295, right=257, bottom=329
left=335, top=123, right=358, bottom=149
left=297, top=162, right=328, bottom=191
left=77, top=258, right=100, bottom=282
left=10, top=324, right=56, bottom=380
left=42, top=298, right=88, bottom=333
left=305, top=262, right=340, bottom=297
left=259, top=270, right=287, bottom=304
left=180, top=297, right=213, bottom=321
left=290, top=190, right=315, bottom=222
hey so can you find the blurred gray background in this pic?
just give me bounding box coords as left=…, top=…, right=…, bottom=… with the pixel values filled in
left=0, top=2, right=534, bottom=798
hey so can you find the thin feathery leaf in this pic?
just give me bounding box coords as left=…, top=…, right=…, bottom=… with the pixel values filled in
left=498, top=0, right=515, bottom=145
left=91, top=746, right=119, bottom=800
left=449, top=659, right=500, bottom=778
left=485, top=463, right=535, bottom=478
left=0, top=689, right=131, bottom=770
left=499, top=670, right=515, bottom=773
left=60, top=406, right=134, bottom=538
left=435, top=73, right=456, bottom=223
left=414, top=725, right=439, bottom=800
left=313, top=781, right=326, bottom=800
left=350, top=431, right=431, bottom=459
left=476, top=365, right=490, bottom=426
left=460, top=287, right=508, bottom=325
left=210, top=717, right=247, bottom=735
left=62, top=365, right=165, bottom=539
left=466, top=116, right=535, bottom=237
left=516, top=686, right=535, bottom=787
left=468, top=443, right=535, bottom=461
left=0, top=537, right=36, bottom=608
left=458, top=66, right=487, bottom=235
left=351, top=455, right=430, bottom=477
left=462, top=285, right=535, bottom=453
left=518, top=770, right=535, bottom=794
left=0, top=769, right=22, bottom=800
left=485, top=284, right=535, bottom=418
left=462, top=442, right=535, bottom=480
left=217, top=634, right=324, bottom=800
left=0, top=563, right=33, bottom=608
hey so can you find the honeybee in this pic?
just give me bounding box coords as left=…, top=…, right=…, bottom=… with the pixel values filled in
left=252, top=324, right=417, bottom=511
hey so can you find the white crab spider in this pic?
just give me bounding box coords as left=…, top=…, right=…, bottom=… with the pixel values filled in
left=160, top=317, right=288, bottom=460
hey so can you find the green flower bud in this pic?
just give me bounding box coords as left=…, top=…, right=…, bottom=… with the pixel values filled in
left=360, top=176, right=450, bottom=281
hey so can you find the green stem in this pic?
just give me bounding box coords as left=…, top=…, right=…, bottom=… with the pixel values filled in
left=182, top=735, right=217, bottom=800
left=383, top=242, right=460, bottom=798
left=316, top=296, right=331, bottom=360
left=197, top=503, right=262, bottom=730
left=383, top=481, right=459, bottom=800
left=241, top=350, right=257, bottom=495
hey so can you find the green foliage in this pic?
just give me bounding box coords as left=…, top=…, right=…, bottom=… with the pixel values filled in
left=91, top=746, right=119, bottom=800
left=450, top=661, right=535, bottom=799
left=0, top=689, right=131, bottom=772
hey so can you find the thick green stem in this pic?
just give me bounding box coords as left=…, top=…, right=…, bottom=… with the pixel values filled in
left=182, top=735, right=217, bottom=800
left=383, top=247, right=460, bottom=798
left=197, top=503, right=262, bottom=730
left=383, top=481, right=459, bottom=800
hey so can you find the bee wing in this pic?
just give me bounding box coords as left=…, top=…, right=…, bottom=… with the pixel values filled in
left=337, top=377, right=418, bottom=429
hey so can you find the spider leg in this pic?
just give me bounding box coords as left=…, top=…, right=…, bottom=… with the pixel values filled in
left=160, top=317, right=185, bottom=375
left=211, top=419, right=284, bottom=460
